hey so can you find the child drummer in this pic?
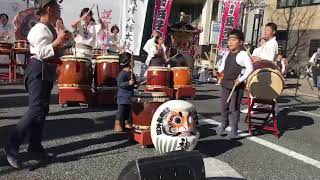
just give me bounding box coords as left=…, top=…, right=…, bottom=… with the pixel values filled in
left=115, top=52, right=136, bottom=132
left=217, top=29, right=253, bottom=139
left=4, top=0, right=66, bottom=168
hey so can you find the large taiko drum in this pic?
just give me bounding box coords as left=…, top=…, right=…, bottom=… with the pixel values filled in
left=132, top=91, right=169, bottom=146
left=96, top=55, right=120, bottom=87
left=146, top=66, right=171, bottom=88
left=58, top=55, right=92, bottom=89
left=171, top=67, right=192, bottom=87
left=247, top=60, right=284, bottom=100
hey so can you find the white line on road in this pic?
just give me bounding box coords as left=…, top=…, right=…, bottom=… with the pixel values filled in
left=283, top=107, right=320, bottom=118
left=199, top=118, right=320, bottom=169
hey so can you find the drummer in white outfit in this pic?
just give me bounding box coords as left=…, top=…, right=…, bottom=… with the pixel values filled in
left=0, top=13, right=16, bottom=74
left=71, top=8, right=106, bottom=59
left=242, top=22, right=280, bottom=115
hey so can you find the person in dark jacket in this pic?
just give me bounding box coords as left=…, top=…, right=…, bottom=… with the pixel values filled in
left=115, top=52, right=136, bottom=132
left=4, top=0, right=66, bottom=168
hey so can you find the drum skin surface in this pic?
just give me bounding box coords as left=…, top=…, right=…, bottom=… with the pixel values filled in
left=147, top=66, right=171, bottom=87
left=247, top=68, right=284, bottom=100
left=171, top=67, right=192, bottom=87
left=96, top=56, right=120, bottom=87
left=58, top=56, right=92, bottom=86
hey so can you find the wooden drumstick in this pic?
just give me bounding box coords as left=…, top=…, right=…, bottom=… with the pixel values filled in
left=96, top=4, right=101, bottom=20
left=227, top=75, right=241, bottom=103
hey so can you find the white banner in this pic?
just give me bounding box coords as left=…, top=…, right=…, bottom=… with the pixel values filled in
left=61, top=0, right=148, bottom=55
left=121, top=0, right=149, bottom=55
left=0, top=0, right=148, bottom=55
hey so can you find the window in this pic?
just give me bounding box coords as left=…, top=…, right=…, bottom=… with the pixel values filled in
left=277, top=0, right=320, bottom=8
left=309, top=39, right=320, bottom=57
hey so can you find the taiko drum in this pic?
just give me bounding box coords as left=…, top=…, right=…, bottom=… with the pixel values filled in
left=171, top=67, right=192, bottom=87
left=58, top=55, right=92, bottom=88
left=14, top=40, right=30, bottom=50
left=95, top=55, right=120, bottom=87
left=146, top=66, right=171, bottom=87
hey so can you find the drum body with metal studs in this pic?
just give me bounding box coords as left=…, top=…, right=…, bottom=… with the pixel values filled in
left=131, top=91, right=169, bottom=146
left=95, top=55, right=120, bottom=87
left=58, top=55, right=92, bottom=89
left=146, top=66, right=171, bottom=88
left=171, top=66, right=192, bottom=87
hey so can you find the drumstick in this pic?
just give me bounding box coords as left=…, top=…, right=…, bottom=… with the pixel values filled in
left=227, top=74, right=241, bottom=103
left=96, top=4, right=101, bottom=19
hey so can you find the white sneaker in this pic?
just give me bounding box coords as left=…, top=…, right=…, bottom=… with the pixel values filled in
left=240, top=108, right=248, bottom=113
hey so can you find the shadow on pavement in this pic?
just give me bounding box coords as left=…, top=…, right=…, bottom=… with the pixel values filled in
left=207, top=178, right=245, bottom=180
left=197, top=139, right=242, bottom=157
left=194, top=94, right=220, bottom=101
left=0, top=115, right=116, bottom=149
left=0, top=88, right=26, bottom=95
left=277, top=108, right=315, bottom=137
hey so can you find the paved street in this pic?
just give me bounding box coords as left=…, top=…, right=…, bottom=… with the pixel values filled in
left=0, top=81, right=320, bottom=180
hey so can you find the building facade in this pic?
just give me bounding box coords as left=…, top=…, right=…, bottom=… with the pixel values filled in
left=244, top=0, right=320, bottom=65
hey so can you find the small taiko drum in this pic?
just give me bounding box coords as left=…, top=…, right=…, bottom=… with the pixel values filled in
left=14, top=40, right=30, bottom=50
left=246, top=66, right=284, bottom=100
left=171, top=67, right=192, bottom=87
left=131, top=91, right=169, bottom=146
left=58, top=55, right=92, bottom=89
left=0, top=42, right=13, bottom=53
left=93, top=48, right=103, bottom=59
left=96, top=55, right=120, bottom=87
left=146, top=66, right=171, bottom=88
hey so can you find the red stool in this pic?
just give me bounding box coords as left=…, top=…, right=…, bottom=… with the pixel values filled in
left=246, top=97, right=279, bottom=139
left=0, top=42, right=14, bottom=83
left=13, top=40, right=31, bottom=83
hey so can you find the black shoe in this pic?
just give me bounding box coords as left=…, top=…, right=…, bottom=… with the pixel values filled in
left=27, top=145, right=54, bottom=160
left=4, top=146, right=21, bottom=169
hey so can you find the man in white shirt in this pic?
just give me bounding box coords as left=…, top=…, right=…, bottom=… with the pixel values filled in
left=252, top=23, right=278, bottom=62
left=0, top=13, right=15, bottom=69
left=143, top=30, right=158, bottom=54
left=71, top=8, right=106, bottom=58
left=309, top=48, right=320, bottom=87
left=0, top=13, right=14, bottom=43
left=243, top=23, right=280, bottom=116
left=4, top=0, right=67, bottom=169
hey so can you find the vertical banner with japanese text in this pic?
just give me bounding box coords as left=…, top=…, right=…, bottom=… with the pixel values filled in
left=153, top=0, right=173, bottom=37
left=121, top=0, right=149, bottom=55
left=218, top=0, right=242, bottom=55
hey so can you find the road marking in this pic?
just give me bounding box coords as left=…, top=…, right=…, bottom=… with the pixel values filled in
left=199, top=118, right=320, bottom=169
left=283, top=107, right=320, bottom=118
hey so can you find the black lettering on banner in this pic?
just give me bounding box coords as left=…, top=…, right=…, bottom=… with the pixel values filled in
left=160, top=0, right=166, bottom=7
left=225, top=16, right=235, bottom=27
left=155, top=19, right=164, bottom=31
left=228, top=4, right=235, bottom=15
left=157, top=9, right=166, bottom=19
